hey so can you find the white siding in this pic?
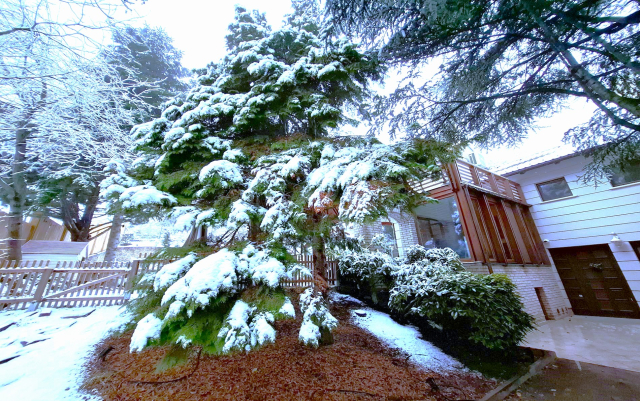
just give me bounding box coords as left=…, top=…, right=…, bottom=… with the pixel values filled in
left=507, top=155, right=640, bottom=309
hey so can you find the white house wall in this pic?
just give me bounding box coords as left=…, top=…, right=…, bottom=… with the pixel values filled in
left=506, top=155, right=640, bottom=309
left=349, top=211, right=419, bottom=257
left=353, top=210, right=570, bottom=321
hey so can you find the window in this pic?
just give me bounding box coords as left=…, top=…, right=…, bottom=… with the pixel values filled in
left=609, top=161, right=640, bottom=187
left=415, top=197, right=470, bottom=259
left=381, top=222, right=399, bottom=257
left=536, top=178, right=573, bottom=201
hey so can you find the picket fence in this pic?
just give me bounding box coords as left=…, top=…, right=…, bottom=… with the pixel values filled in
left=0, top=256, right=338, bottom=310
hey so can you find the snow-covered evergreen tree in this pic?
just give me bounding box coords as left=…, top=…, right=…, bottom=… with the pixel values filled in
left=111, top=2, right=458, bottom=356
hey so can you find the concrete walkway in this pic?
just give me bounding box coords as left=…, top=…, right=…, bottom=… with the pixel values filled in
left=522, top=315, right=640, bottom=372
left=507, top=358, right=640, bottom=401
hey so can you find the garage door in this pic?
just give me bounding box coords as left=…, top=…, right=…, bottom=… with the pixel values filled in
left=550, top=245, right=640, bottom=319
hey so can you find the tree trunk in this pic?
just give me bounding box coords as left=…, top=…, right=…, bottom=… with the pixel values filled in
left=6, top=124, right=29, bottom=261
left=103, top=213, right=124, bottom=262
left=62, top=185, right=100, bottom=242
left=311, top=234, right=329, bottom=294
left=248, top=221, right=260, bottom=242
left=182, top=225, right=207, bottom=247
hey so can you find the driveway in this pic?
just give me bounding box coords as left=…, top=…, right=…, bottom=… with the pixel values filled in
left=507, top=358, right=640, bottom=401
left=522, top=315, right=640, bottom=372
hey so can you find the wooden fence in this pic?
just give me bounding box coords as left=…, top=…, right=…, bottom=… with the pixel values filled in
left=137, top=252, right=339, bottom=287
left=0, top=261, right=133, bottom=310
left=283, top=254, right=339, bottom=288
left=0, top=256, right=339, bottom=310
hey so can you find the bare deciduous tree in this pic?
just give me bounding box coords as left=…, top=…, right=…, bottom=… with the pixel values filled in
left=0, top=0, right=142, bottom=259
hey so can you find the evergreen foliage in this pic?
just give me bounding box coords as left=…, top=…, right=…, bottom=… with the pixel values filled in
left=337, top=244, right=535, bottom=350
left=115, top=1, right=460, bottom=356
left=128, top=245, right=298, bottom=355
left=14, top=24, right=189, bottom=242
left=325, top=0, right=640, bottom=177
left=108, top=25, right=191, bottom=122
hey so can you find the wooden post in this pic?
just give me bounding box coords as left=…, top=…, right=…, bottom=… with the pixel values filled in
left=455, top=187, right=485, bottom=263
left=33, top=267, right=54, bottom=304
left=124, top=260, right=140, bottom=293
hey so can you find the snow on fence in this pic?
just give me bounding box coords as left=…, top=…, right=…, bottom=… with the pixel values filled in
left=0, top=256, right=339, bottom=310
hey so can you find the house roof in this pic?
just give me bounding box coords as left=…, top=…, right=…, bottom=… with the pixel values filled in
left=22, top=240, right=88, bottom=255
left=491, top=145, right=582, bottom=176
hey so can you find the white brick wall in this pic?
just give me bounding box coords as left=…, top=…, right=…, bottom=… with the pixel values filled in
left=488, top=264, right=573, bottom=321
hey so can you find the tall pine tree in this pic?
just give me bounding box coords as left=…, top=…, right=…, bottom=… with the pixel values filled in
left=109, top=2, right=458, bottom=356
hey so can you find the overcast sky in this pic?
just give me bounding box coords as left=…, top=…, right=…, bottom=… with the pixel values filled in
left=128, top=0, right=593, bottom=169
left=132, top=0, right=294, bottom=69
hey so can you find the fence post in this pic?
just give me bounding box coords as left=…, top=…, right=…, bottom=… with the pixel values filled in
left=32, top=268, right=54, bottom=309
left=124, top=260, right=140, bottom=294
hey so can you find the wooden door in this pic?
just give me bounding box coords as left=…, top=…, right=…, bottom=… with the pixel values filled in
left=550, top=245, right=640, bottom=319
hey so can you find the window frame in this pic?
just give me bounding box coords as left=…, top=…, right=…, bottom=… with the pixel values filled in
left=535, top=177, right=573, bottom=202
left=608, top=161, right=640, bottom=188
left=414, top=196, right=472, bottom=261
left=380, top=221, right=400, bottom=257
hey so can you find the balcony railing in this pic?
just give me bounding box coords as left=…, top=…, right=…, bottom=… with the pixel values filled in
left=454, top=160, right=526, bottom=204
left=410, top=160, right=526, bottom=204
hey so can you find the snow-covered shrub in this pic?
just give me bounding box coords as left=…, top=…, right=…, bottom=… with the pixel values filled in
left=338, top=247, right=395, bottom=279
left=337, top=246, right=396, bottom=305
left=389, top=247, right=534, bottom=350
left=298, top=288, right=338, bottom=348
left=338, top=245, right=534, bottom=350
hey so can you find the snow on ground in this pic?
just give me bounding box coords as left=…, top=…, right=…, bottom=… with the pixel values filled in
left=329, top=292, right=365, bottom=307
left=350, top=307, right=465, bottom=373
left=0, top=306, right=131, bottom=401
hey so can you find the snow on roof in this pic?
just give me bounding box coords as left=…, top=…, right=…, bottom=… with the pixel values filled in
left=491, top=144, right=580, bottom=176
left=21, top=240, right=89, bottom=255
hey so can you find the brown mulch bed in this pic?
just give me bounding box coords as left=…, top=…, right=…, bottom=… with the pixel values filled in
left=82, top=306, right=496, bottom=400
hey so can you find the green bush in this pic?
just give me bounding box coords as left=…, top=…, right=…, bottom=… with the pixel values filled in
left=337, top=245, right=535, bottom=350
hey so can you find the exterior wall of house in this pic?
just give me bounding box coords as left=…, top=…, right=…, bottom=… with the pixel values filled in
left=464, top=262, right=572, bottom=321
left=354, top=212, right=571, bottom=321
left=349, top=211, right=419, bottom=258
left=505, top=155, right=640, bottom=311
